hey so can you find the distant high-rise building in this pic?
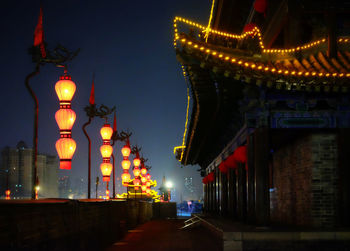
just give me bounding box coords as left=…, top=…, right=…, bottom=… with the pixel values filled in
left=58, top=176, right=71, bottom=198
left=183, top=176, right=196, bottom=201
left=0, top=141, right=59, bottom=199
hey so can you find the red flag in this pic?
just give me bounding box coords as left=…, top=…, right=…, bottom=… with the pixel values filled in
left=113, top=111, right=117, bottom=132
left=89, top=81, right=95, bottom=105
left=33, top=6, right=46, bottom=58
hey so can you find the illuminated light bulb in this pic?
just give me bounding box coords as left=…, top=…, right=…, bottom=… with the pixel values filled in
left=251, top=64, right=256, bottom=68
left=187, top=41, right=192, bottom=45
left=258, top=66, right=263, bottom=70
left=56, top=138, right=76, bottom=170
left=121, top=172, right=130, bottom=184
left=55, top=76, right=76, bottom=102
left=312, top=72, right=316, bottom=76
left=212, top=51, right=217, bottom=55
left=133, top=158, right=141, bottom=167
left=225, top=56, right=230, bottom=60
left=231, top=59, right=236, bottom=62
left=200, top=47, right=204, bottom=51
left=146, top=181, right=151, bottom=187
left=141, top=185, right=147, bottom=192
left=244, top=63, right=249, bottom=67
left=291, top=71, right=296, bottom=75
left=319, top=73, right=324, bottom=76
left=55, top=109, right=76, bottom=132
left=141, top=167, right=147, bottom=175
left=194, top=44, right=198, bottom=48
left=271, top=68, right=276, bottom=72
left=238, top=61, right=242, bottom=64
left=264, top=67, right=269, bottom=71
left=219, top=54, right=223, bottom=58
left=332, top=73, right=337, bottom=77
left=305, top=72, right=310, bottom=76
left=141, top=176, right=147, bottom=183
left=284, top=71, right=289, bottom=74
left=100, top=162, right=112, bottom=182
left=278, top=70, right=282, bottom=73
left=100, top=144, right=113, bottom=159
left=100, top=124, right=113, bottom=141
left=133, top=167, right=141, bottom=177
left=206, top=49, right=210, bottom=53
left=298, top=72, right=303, bottom=75
left=326, top=73, right=330, bottom=77
left=122, top=159, right=131, bottom=170
left=181, top=39, right=186, bottom=42
left=339, top=73, right=344, bottom=77
left=346, top=73, right=350, bottom=77
left=121, top=145, right=131, bottom=157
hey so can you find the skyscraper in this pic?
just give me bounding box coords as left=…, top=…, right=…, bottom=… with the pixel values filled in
left=0, top=141, right=59, bottom=198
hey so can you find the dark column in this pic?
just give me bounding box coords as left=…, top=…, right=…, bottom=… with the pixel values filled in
left=237, top=164, right=247, bottom=221
left=216, top=168, right=220, bottom=214
left=230, top=168, right=237, bottom=219
left=338, top=129, right=350, bottom=226
left=247, top=134, right=256, bottom=223
left=254, top=128, right=270, bottom=226
left=221, top=171, right=228, bottom=216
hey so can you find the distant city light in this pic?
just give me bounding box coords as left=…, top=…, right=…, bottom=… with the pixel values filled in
left=165, top=181, right=173, bottom=188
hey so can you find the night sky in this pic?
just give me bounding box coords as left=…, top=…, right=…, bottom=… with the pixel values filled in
left=0, top=1, right=211, bottom=200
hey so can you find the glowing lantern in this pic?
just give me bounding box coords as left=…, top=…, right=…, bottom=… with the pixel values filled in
left=121, top=172, right=130, bottom=185
left=122, top=159, right=131, bottom=170
left=133, top=178, right=140, bottom=186
left=100, top=162, right=112, bottom=182
left=146, top=173, right=151, bottom=180
left=100, top=144, right=113, bottom=159
left=141, top=185, right=147, bottom=192
left=56, top=138, right=76, bottom=169
left=121, top=145, right=131, bottom=157
left=133, top=158, right=141, bottom=167
left=133, top=167, right=141, bottom=177
left=5, top=190, right=10, bottom=200
left=100, top=124, right=113, bottom=141
left=141, top=176, right=147, bottom=183
left=146, top=188, right=151, bottom=194
left=55, top=72, right=77, bottom=169
left=55, top=109, right=76, bottom=133
left=141, top=167, right=147, bottom=175
left=106, top=189, right=110, bottom=200
left=146, top=181, right=151, bottom=187
left=55, top=76, right=76, bottom=103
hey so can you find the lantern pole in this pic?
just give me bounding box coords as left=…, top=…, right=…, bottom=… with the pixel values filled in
left=83, top=103, right=115, bottom=199
left=25, top=63, right=41, bottom=199
left=82, top=117, right=92, bottom=199
left=111, top=154, right=115, bottom=198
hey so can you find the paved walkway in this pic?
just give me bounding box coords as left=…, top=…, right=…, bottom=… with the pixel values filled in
left=106, top=219, right=222, bottom=251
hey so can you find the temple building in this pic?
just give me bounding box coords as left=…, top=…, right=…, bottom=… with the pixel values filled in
left=173, top=0, right=350, bottom=229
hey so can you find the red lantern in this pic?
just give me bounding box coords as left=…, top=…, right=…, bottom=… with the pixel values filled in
left=106, top=189, right=110, bottom=200
left=100, top=162, right=113, bottom=182
left=55, top=109, right=76, bottom=134
left=141, top=185, right=147, bottom=192
left=133, top=167, right=141, bottom=177
left=121, top=172, right=130, bottom=185
left=146, top=173, right=151, bottom=180
left=100, top=144, right=113, bottom=159
left=141, top=176, right=147, bottom=183
left=122, top=159, right=131, bottom=170
left=5, top=190, right=10, bottom=200
left=133, top=178, right=140, bottom=190
left=141, top=167, right=147, bottom=175
left=55, top=138, right=76, bottom=169
left=121, top=145, right=131, bottom=157
left=133, top=158, right=141, bottom=167
left=55, top=76, right=76, bottom=103
left=218, top=161, right=229, bottom=174
left=146, top=188, right=151, bottom=194
left=100, top=124, right=113, bottom=141
left=146, top=181, right=151, bottom=187
left=243, top=23, right=257, bottom=33
left=55, top=72, right=77, bottom=169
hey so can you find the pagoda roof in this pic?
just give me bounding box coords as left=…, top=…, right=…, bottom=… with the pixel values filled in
left=173, top=17, right=350, bottom=167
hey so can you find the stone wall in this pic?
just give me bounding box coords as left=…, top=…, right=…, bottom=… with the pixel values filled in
left=271, top=133, right=338, bottom=228
left=0, top=199, right=153, bottom=250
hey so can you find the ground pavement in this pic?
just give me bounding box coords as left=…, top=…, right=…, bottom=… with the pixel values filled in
left=105, top=219, right=222, bottom=251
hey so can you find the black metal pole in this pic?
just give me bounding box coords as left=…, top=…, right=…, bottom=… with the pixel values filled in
left=82, top=117, right=92, bottom=199
left=112, top=154, right=116, bottom=198
left=25, top=64, right=40, bottom=199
